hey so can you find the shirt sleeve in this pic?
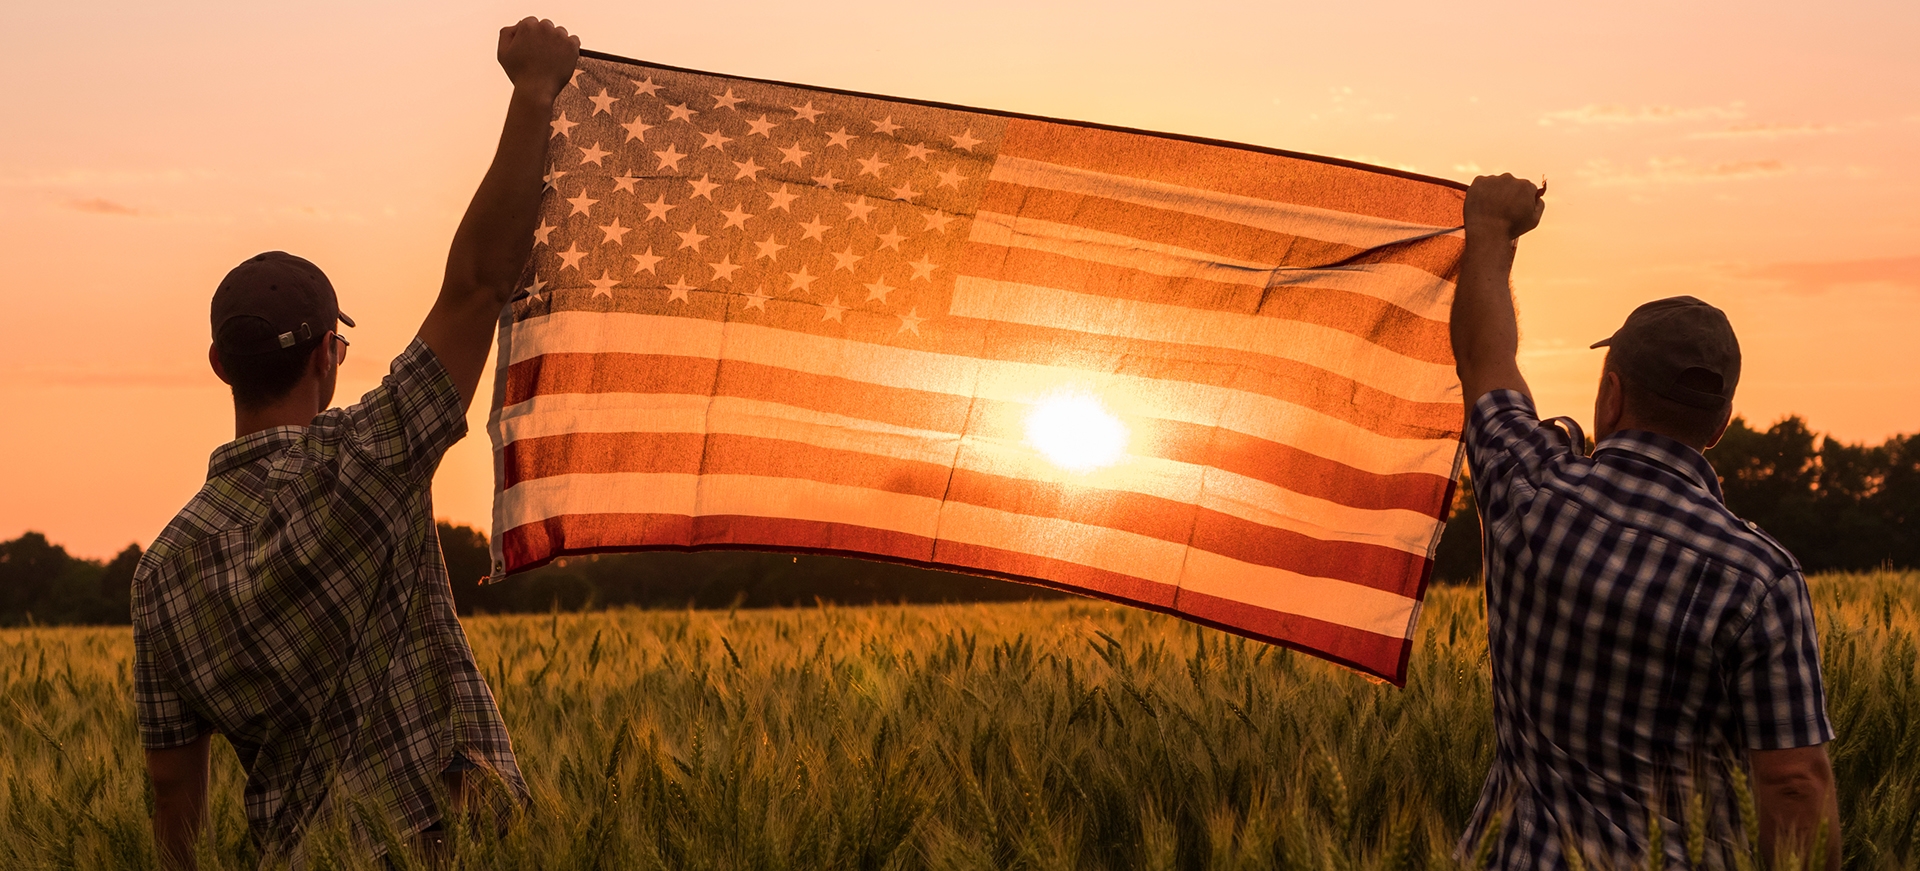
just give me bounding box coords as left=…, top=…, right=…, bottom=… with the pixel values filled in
left=314, top=337, right=468, bottom=484
left=134, top=623, right=211, bottom=750
left=1729, top=571, right=1836, bottom=749
left=1464, top=389, right=1579, bottom=516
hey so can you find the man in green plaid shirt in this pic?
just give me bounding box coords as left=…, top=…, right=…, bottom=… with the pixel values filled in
left=132, top=18, right=581, bottom=869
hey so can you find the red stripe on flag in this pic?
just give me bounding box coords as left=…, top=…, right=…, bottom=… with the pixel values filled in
left=500, top=513, right=1183, bottom=610
left=505, top=353, right=975, bottom=432
left=974, top=182, right=1464, bottom=282
left=1000, top=118, right=1465, bottom=228
left=1172, top=588, right=1410, bottom=681
left=954, top=243, right=1453, bottom=365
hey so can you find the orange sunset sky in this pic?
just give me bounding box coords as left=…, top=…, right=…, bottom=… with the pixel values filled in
left=3, top=1, right=1916, bottom=558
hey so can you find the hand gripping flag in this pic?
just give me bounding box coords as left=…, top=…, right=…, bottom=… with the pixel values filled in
left=489, top=50, right=1467, bottom=683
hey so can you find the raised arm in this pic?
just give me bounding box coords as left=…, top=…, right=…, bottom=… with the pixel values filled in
left=1451, top=174, right=1545, bottom=409
left=417, top=17, right=580, bottom=409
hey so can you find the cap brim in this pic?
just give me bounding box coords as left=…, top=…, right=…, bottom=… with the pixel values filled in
left=1590, top=336, right=1613, bottom=349
left=338, top=311, right=356, bottom=328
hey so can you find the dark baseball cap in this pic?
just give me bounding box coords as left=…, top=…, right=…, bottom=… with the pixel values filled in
left=210, top=251, right=354, bottom=356
left=1590, top=296, right=1740, bottom=410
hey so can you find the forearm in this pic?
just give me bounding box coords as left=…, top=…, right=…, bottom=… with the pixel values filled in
left=147, top=734, right=211, bottom=870
left=441, top=86, right=557, bottom=307
left=1450, top=228, right=1529, bottom=401
left=1452, top=232, right=1519, bottom=368
left=1756, top=780, right=1841, bottom=870
left=152, top=793, right=205, bottom=871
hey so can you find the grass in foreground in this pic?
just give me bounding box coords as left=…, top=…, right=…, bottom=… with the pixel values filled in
left=1, top=572, right=1914, bottom=870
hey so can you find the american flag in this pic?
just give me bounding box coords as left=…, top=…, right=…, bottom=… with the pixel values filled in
left=487, top=51, right=1467, bottom=682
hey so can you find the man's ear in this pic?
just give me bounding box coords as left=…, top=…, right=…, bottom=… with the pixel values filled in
left=1594, top=369, right=1624, bottom=433
left=209, top=344, right=232, bottom=385
left=308, top=336, right=335, bottom=379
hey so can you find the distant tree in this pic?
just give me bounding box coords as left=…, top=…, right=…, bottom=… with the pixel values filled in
left=1431, top=475, right=1482, bottom=584
left=1710, top=416, right=1823, bottom=560
left=96, top=544, right=142, bottom=623
left=0, top=533, right=137, bottom=626
left=0, top=532, right=68, bottom=620
left=1879, top=435, right=1920, bottom=568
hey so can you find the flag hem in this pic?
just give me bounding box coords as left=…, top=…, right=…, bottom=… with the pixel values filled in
left=578, top=48, right=1470, bottom=195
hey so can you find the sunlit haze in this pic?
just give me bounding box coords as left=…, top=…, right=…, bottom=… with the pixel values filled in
left=1026, top=392, right=1130, bottom=473
left=4, top=0, right=1916, bottom=556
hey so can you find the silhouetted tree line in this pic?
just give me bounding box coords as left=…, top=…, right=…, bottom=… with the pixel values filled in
left=0, top=523, right=1064, bottom=626
left=1432, top=415, right=1920, bottom=582
left=4, top=415, right=1911, bottom=625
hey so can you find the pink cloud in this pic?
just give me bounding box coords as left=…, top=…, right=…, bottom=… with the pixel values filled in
left=67, top=197, right=142, bottom=216
left=1741, top=256, right=1920, bottom=294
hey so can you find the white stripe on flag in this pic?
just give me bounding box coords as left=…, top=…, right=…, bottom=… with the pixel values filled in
left=989, top=154, right=1462, bottom=250
left=967, top=212, right=1454, bottom=321
left=949, top=276, right=1459, bottom=404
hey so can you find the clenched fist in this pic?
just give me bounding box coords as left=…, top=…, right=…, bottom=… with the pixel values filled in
left=498, top=17, right=580, bottom=103
left=1464, top=173, right=1545, bottom=242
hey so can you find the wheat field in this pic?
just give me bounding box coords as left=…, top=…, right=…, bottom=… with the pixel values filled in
left=1, top=572, right=1914, bottom=870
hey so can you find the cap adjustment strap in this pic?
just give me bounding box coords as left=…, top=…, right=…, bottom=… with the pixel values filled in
left=275, top=323, right=314, bottom=349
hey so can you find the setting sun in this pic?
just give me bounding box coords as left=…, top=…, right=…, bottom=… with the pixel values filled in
left=1024, top=391, right=1130, bottom=473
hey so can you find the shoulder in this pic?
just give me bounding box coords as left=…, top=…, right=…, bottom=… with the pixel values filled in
left=1465, top=389, right=1590, bottom=490
left=132, top=493, right=230, bottom=624
left=1718, top=512, right=1803, bottom=582
left=303, top=338, right=463, bottom=466
left=1644, top=496, right=1804, bottom=616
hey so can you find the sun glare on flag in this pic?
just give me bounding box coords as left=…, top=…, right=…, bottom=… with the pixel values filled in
left=1024, top=391, right=1130, bottom=473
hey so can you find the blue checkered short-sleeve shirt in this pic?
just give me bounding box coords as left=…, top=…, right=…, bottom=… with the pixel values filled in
left=1458, top=390, right=1832, bottom=870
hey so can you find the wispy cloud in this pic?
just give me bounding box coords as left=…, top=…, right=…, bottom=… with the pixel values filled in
left=10, top=368, right=211, bottom=388
left=1539, top=103, right=1746, bottom=127
left=1739, top=256, right=1920, bottom=295
left=1688, top=122, right=1843, bottom=140
left=0, top=168, right=219, bottom=188
left=67, top=197, right=142, bottom=216
left=1577, top=157, right=1789, bottom=187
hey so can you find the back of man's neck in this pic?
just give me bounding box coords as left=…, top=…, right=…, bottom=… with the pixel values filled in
left=233, top=392, right=322, bottom=439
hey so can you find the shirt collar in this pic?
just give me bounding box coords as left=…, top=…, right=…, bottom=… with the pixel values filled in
left=206, top=426, right=306, bottom=479
left=1593, top=429, right=1725, bottom=502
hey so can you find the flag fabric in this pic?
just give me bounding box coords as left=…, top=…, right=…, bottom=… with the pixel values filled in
left=488, top=50, right=1468, bottom=683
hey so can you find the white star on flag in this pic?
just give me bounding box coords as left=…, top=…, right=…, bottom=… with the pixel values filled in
left=598, top=219, right=631, bottom=244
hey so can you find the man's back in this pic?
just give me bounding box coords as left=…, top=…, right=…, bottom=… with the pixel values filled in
left=1460, top=390, right=1832, bottom=868
left=132, top=341, right=527, bottom=862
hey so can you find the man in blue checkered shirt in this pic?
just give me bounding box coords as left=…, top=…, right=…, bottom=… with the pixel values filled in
left=1451, top=175, right=1840, bottom=869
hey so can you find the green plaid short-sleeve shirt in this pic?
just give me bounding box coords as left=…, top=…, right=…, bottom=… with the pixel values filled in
left=132, top=338, right=527, bottom=865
